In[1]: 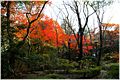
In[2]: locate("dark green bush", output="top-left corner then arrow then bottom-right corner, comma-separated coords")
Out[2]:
69,66 -> 101,74
101,63 -> 119,79
68,66 -> 101,78
1,53 -> 10,78
28,73 -> 65,79
26,54 -> 44,71
43,73 -> 66,79
25,45 -> 58,71
78,56 -> 97,69
106,63 -> 119,79
57,59 -> 78,70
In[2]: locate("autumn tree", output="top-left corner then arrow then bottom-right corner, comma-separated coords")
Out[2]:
1,1 -> 48,78
89,0 -> 113,66
101,23 -> 119,48
59,0 -> 95,62
17,15 -> 67,47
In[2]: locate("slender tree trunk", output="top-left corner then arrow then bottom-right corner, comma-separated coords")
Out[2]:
6,1 -> 14,72
28,39 -> 31,56
68,39 -> 71,61
79,31 -> 83,59
97,25 -> 103,66
77,30 -> 83,69
7,1 -> 12,47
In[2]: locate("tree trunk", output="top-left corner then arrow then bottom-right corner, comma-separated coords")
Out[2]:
7,1 -> 12,47
97,25 -> 103,66
6,1 -> 15,74
77,31 -> 83,69
79,31 -> 83,60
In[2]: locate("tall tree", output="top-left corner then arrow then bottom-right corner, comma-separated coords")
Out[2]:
1,1 -> 48,78
89,0 -> 113,66
61,0 -> 95,62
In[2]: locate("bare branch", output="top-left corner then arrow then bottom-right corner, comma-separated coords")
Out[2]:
26,13 -> 30,23
23,1 -> 48,42
63,1 -> 69,17
30,1 -> 48,24
74,1 -> 82,29
83,10 -> 96,31
65,3 -> 76,13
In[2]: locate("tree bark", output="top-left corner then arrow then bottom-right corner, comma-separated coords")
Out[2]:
6,1 -> 12,47
79,31 -> 83,59
97,25 -> 103,66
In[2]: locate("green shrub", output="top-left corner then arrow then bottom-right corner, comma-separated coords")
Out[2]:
101,63 -> 119,79
68,66 -> 101,78
26,45 -> 58,71
106,63 -> 119,79
44,73 -> 66,79
78,56 -> 97,69
69,66 -> 101,74
87,66 -> 102,77
102,63 -> 118,70
57,59 -> 78,70
27,54 -> 44,71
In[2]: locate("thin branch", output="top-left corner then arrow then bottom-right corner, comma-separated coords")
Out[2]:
83,10 -> 96,31
30,1 -> 48,24
26,13 -> 30,23
63,1 -> 69,17
74,1 -> 82,29
23,1 -> 48,42
83,2 -> 87,19
65,3 -> 76,13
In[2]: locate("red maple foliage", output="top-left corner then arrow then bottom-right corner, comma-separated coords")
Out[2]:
15,15 -> 92,53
